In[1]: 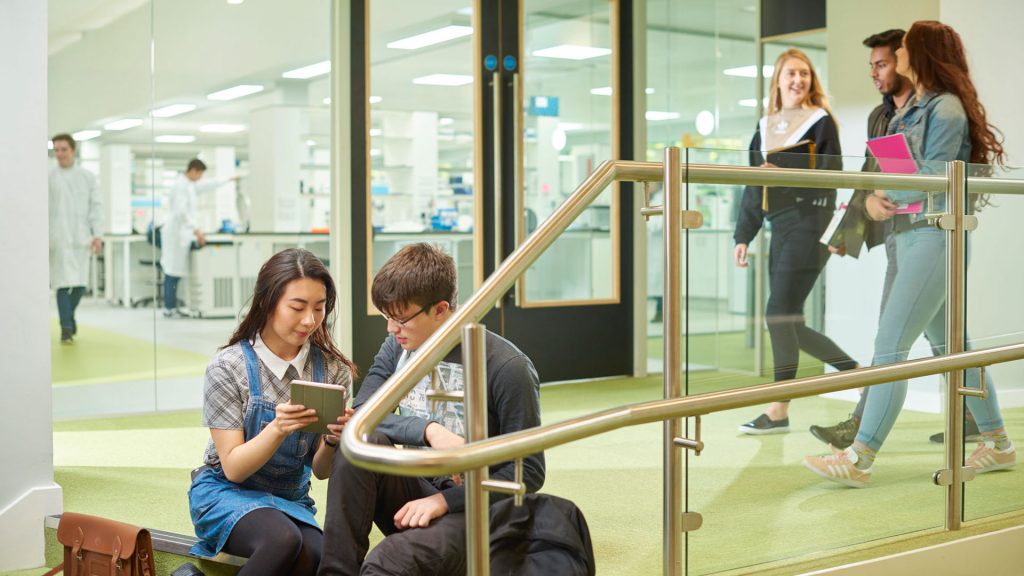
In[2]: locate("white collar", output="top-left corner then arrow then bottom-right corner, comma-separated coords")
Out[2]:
252,332 -> 310,381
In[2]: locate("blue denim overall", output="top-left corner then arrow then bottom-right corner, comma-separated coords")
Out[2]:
188,340 -> 325,557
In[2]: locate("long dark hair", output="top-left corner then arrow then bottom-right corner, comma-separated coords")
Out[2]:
905,21 -> 1005,165
226,248 -> 357,377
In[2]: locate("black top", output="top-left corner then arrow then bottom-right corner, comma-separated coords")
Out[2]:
848,94 -> 899,250
733,112 -> 842,246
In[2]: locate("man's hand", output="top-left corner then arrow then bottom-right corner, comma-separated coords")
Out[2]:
90,237 -> 102,255
828,244 -> 847,257
865,191 -> 898,221
424,422 -> 465,450
195,229 -> 207,247
393,493 -> 449,529
733,243 -> 749,268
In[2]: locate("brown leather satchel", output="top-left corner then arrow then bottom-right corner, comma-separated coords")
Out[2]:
44,512 -> 155,576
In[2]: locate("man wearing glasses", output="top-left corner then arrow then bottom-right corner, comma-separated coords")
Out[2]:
319,243 -> 545,575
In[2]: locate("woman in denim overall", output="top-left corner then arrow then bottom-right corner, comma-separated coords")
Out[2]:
188,248 -> 356,574
804,21 -> 1013,487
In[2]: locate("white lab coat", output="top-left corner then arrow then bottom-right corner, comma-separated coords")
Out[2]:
49,164 -> 102,288
160,175 -> 223,277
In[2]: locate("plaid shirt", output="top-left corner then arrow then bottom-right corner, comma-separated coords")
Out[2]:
200,341 -> 352,466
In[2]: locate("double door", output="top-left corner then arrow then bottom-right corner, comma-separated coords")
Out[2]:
351,0 -> 633,382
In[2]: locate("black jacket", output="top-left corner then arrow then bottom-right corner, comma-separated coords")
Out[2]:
733,111 -> 842,246
848,94 -> 899,251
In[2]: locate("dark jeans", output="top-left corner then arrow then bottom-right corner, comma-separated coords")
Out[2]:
163,273 -> 180,311
765,209 -> 857,390
56,286 -> 85,332
318,432 -> 464,576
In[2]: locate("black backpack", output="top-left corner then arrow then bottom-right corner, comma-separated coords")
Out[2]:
489,494 -> 596,576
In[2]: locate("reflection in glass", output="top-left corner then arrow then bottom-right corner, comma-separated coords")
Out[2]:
521,0 -> 615,305
369,1 -> 476,308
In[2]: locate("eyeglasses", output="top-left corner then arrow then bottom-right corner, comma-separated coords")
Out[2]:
382,302 -> 435,328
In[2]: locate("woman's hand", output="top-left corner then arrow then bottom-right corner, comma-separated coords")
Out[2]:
828,244 -> 848,257
323,407 -> 355,447
865,191 -> 899,221
272,402 -> 318,437
733,243 -> 749,268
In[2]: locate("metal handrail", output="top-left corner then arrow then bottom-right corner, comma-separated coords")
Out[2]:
342,158 -> 1024,474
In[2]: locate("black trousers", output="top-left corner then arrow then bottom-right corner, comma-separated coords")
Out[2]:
765,209 -> 857,387
318,432 -> 465,576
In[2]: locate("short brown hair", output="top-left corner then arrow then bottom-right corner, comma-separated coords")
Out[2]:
372,243 -> 457,318
863,29 -> 905,53
187,158 -> 207,172
52,133 -> 76,151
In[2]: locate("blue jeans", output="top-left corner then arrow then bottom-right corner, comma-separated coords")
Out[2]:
856,227 -> 1004,452
56,286 -> 85,332
163,274 -> 181,311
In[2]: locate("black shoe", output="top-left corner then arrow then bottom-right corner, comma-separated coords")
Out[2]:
930,418 -> 983,444
71,319 -> 77,335
60,328 -> 74,344
738,414 -> 790,435
809,416 -> 859,449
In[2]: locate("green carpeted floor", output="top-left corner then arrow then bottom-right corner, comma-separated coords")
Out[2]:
10,370 -> 1021,575
50,318 -> 209,386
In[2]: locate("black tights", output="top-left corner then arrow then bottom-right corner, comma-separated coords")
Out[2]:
223,507 -> 322,576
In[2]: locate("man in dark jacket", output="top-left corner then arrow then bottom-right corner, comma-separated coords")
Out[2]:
319,243 -> 545,576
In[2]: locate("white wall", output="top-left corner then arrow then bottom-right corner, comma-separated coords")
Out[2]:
0,0 -> 63,571
942,0 -> 1024,403
825,0 -> 1024,410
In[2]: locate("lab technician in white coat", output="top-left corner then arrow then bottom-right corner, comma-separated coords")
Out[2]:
49,133 -> 103,344
160,158 -> 236,317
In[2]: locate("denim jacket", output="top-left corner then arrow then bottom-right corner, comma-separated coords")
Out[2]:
886,90 -> 971,223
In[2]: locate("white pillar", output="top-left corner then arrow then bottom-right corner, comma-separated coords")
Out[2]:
0,0 -> 63,570
100,144 -> 132,234
249,107 -> 302,231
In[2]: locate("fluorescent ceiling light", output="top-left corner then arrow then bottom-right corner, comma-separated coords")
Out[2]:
558,122 -> 584,131
532,44 -> 611,61
695,110 -> 715,136
646,111 -> 680,121
323,97 -> 331,105
104,118 -> 143,131
369,128 -> 383,137
592,86 -> 654,96
739,98 -> 768,108
412,74 -> 473,86
369,95 -> 383,104
724,65 -> 774,78
72,129 -> 101,141
200,124 -> 246,134
283,60 -> 330,79
456,7 -> 472,16
227,0 -> 244,4
387,25 -> 472,50
207,84 -> 264,101
305,140 -> 317,146
439,117 -> 454,126
152,103 -> 196,118
155,135 -> 195,143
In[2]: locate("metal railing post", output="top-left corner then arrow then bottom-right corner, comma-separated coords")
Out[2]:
663,147 -> 684,575
945,160 -> 968,531
463,324 -> 490,575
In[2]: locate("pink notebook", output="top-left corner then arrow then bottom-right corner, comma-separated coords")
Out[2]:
866,133 -> 922,214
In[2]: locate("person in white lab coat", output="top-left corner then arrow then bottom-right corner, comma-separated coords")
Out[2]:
49,133 -> 103,344
160,158 -> 235,317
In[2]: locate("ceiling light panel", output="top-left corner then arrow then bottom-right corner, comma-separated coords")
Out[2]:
724,65 -> 775,78
72,130 -> 101,141
646,111 -> 680,121
104,118 -> 143,131
283,60 -> 331,79
412,74 -> 473,86
152,104 -> 197,118
155,135 -> 195,143
387,25 -> 473,50
532,44 -> 611,60
207,84 -> 264,101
